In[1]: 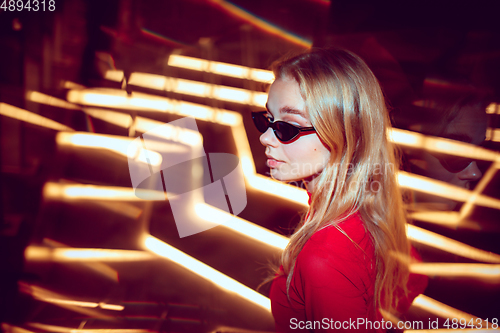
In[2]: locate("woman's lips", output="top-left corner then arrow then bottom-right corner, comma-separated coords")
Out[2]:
266,157 -> 283,168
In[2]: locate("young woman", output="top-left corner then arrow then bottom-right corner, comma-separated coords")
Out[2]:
252,48 -> 426,332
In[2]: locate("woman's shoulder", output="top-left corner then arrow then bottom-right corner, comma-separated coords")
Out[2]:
302,213 -> 373,256
295,212 -> 376,290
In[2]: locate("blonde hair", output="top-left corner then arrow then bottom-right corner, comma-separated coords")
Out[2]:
273,48 -> 410,315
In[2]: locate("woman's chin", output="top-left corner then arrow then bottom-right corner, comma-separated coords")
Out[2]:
269,170 -> 302,184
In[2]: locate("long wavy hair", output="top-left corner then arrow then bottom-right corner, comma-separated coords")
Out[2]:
273,48 -> 410,315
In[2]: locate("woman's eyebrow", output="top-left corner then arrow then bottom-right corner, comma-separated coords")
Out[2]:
280,106 -> 306,117
265,103 -> 306,117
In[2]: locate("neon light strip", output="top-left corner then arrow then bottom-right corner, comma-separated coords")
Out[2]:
168,54 -> 274,83
390,128 -> 500,162
39,239 -> 118,282
43,182 -> 167,202
143,235 -> 271,311
195,203 -> 289,249
19,283 -> 115,318
0,103 -> 74,131
27,91 -> 81,110
56,132 -> 163,166
1,323 -> 36,333
460,161 -> 500,219
398,171 -> 500,210
411,295 -> 477,321
410,263 -> 500,280
407,225 -> 500,264
407,211 -> 481,231
126,73 -> 267,107
247,173 -> 308,205
25,246 -> 155,262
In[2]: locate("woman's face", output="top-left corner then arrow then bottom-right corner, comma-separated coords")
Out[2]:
409,104 -> 487,210
260,77 -> 331,192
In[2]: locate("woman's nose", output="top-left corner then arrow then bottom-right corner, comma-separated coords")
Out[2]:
259,127 -> 279,147
457,161 -> 482,182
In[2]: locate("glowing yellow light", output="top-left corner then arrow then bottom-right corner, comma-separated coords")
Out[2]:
459,161 -> 500,220
26,91 -> 81,110
67,88 -> 242,127
398,172 -> 500,210
210,62 -> 249,77
25,246 -> 154,262
408,211 -> 481,231
104,69 -> 125,83
20,283 -> 124,317
0,103 -> 74,131
195,203 -> 289,249
407,225 -> 500,263
252,92 -> 268,107
133,116 -> 203,147
215,109 -> 241,126
63,81 -> 86,90
176,100 -> 213,120
67,89 -> 173,112
99,302 -> 125,311
127,73 -> 267,107
63,185 -> 161,201
1,323 -> 36,333
250,69 -> 275,83
486,103 -> 498,114
214,86 -> 251,104
247,174 -> 310,207
128,72 -> 167,90
486,127 -> 500,142
43,298 -> 101,308
390,128 -> 500,162
169,54 -> 207,71
389,128 -> 421,146
410,263 -> 500,281
84,108 -> 133,128
143,235 -> 271,311
74,91 -> 127,107
43,183 -> 167,202
56,132 -> 163,166
168,54 -> 274,83
40,239 -> 118,282
174,78 -> 210,97
230,123 -> 256,176
411,295 -> 477,321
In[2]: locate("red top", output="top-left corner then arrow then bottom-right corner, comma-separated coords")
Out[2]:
270,213 -> 427,332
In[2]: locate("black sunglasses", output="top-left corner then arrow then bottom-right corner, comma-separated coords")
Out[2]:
251,112 -> 316,143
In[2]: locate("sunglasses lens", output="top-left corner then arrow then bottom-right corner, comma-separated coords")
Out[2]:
275,122 -> 297,142
252,113 -> 269,133
251,112 -> 303,143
